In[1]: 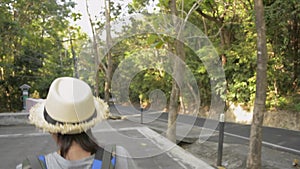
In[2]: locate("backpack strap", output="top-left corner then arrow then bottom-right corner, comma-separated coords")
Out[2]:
102,144 -> 116,169
22,155 -> 46,169
38,155 -> 47,169
92,147 -> 104,169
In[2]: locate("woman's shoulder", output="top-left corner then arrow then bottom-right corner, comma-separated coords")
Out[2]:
45,152 -> 94,168
115,145 -> 138,169
116,145 -> 129,155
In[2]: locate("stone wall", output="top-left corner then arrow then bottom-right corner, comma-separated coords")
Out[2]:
25,98 -> 44,112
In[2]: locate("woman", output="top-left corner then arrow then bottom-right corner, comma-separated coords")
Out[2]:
17,77 -> 134,169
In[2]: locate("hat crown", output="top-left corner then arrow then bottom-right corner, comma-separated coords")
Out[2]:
45,77 -> 95,123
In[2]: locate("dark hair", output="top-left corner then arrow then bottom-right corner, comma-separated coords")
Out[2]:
43,107 -> 100,158
56,130 -> 99,158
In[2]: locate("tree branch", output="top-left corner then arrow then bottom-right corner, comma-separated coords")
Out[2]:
196,8 -> 223,25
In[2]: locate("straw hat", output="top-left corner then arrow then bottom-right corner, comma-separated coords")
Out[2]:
29,77 -> 109,134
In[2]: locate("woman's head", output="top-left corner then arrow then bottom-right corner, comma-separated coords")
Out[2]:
29,77 -> 110,134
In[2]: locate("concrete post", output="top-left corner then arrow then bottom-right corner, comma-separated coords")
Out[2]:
20,84 -> 31,110
217,113 -> 225,167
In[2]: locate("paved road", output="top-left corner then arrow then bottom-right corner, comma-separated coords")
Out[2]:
1,104 -> 300,168
111,104 -> 300,155
0,126 -> 55,169
0,120 -> 213,169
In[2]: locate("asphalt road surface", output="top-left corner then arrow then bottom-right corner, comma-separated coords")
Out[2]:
111,104 -> 300,155
1,105 -> 299,169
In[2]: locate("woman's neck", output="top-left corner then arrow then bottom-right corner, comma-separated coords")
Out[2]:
62,142 -> 92,161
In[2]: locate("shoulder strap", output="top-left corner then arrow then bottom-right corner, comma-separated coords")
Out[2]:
92,147 -> 104,169
102,144 -> 116,169
38,155 -> 47,169
23,155 -> 46,169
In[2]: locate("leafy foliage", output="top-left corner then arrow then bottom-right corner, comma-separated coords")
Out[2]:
0,0 -> 77,111
0,0 -> 299,112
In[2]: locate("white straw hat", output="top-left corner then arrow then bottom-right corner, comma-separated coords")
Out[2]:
29,77 -> 109,134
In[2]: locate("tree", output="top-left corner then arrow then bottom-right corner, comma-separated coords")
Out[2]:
166,0 -> 186,143
265,0 -> 300,100
104,0 -> 113,102
246,0 -> 268,168
85,0 -> 101,97
0,0 -> 75,112
85,0 -> 120,100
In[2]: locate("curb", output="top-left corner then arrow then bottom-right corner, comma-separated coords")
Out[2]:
0,98 -> 41,126
0,112 -> 29,126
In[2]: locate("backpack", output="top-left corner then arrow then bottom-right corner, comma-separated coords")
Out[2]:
22,145 -> 116,169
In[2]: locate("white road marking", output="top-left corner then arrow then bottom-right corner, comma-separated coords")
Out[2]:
0,132 -> 49,138
224,131 -> 300,155
0,116 -> 299,155
198,125 -> 300,154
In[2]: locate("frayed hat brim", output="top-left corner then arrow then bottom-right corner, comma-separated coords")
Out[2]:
29,97 -> 109,134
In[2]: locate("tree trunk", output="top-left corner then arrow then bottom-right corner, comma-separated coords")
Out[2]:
166,0 -> 186,143
70,35 -> 79,78
246,0 -> 268,168
167,77 -> 179,142
86,0 -> 100,96
104,0 -> 112,102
